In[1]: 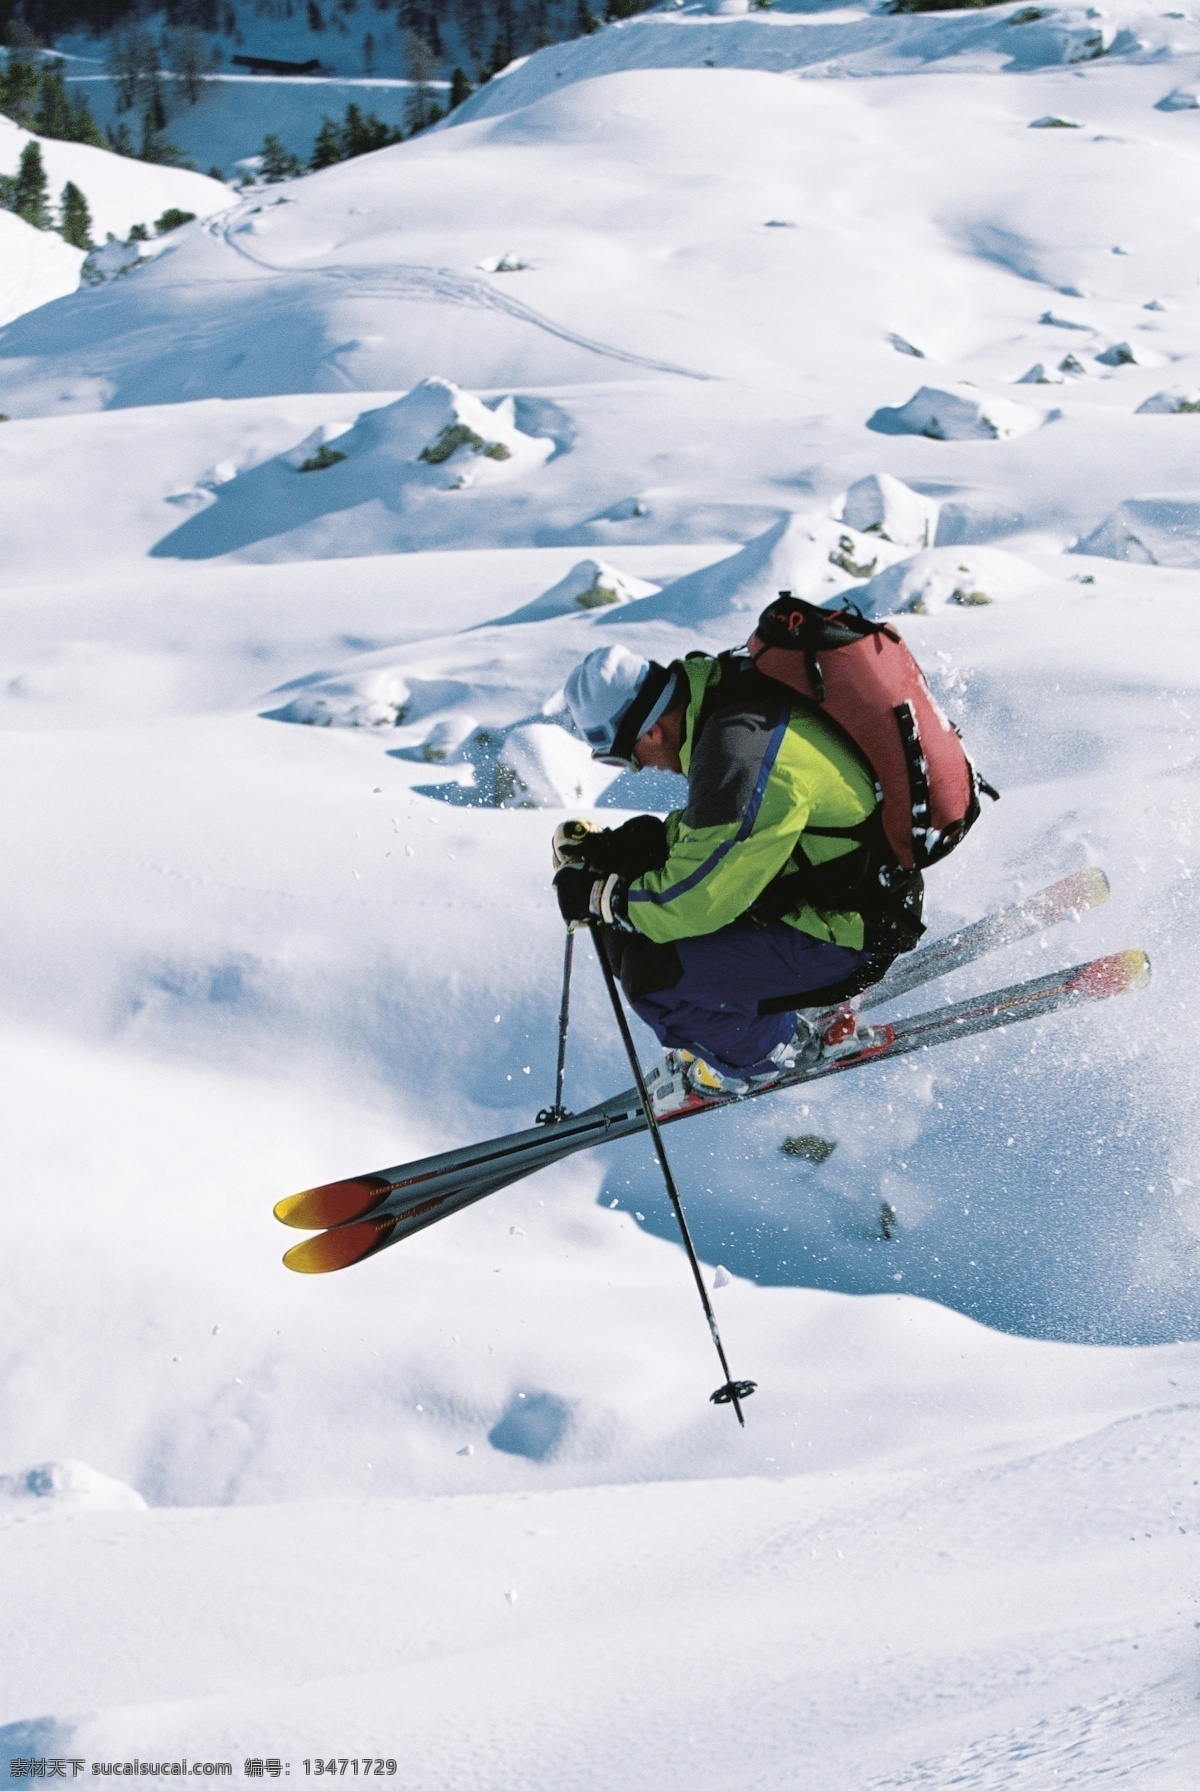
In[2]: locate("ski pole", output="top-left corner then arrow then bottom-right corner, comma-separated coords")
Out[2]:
590,923 -> 756,1426
537,925 -> 575,1126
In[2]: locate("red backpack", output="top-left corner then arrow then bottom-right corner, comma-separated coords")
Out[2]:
747,592 -> 996,870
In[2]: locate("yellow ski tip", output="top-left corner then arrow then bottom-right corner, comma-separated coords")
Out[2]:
1074,866 -> 1111,908
1072,948 -> 1150,999
274,1174 -> 393,1231
282,1215 -> 397,1274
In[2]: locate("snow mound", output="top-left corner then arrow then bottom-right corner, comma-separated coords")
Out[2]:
869,386 -> 1042,442
616,512 -> 912,630
1156,86 -> 1200,109
498,559 -> 661,624
497,723 -> 618,808
0,211 -> 84,328
298,379 -> 554,491
79,237 -> 161,288
1135,388 -> 1200,414
1074,498 -> 1200,566
852,546 -> 1044,617
1095,340 -> 1157,369
270,669 -> 469,731
0,1459 -> 145,1513
152,380 -> 556,561
840,473 -> 938,550
1016,362 -> 1065,385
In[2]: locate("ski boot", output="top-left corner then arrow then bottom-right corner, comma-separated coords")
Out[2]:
645,1049 -> 751,1115
817,1003 -> 893,1063
645,1041 -> 812,1115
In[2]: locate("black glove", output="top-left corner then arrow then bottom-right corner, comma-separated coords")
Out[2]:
584,814 -> 670,879
553,866 -> 631,928
551,818 -> 602,870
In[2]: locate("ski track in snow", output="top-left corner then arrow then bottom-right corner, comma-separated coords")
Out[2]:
213,203 -> 718,382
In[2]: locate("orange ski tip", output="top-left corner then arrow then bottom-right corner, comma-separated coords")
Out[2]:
274,1174 -> 394,1231
282,1215 -> 397,1275
1072,948 -> 1150,999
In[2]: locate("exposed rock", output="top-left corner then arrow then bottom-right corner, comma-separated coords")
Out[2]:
499,559 -> 660,625
1016,362 -> 1065,385
1136,389 -> 1200,414
853,546 -> 1043,617
1074,498 -> 1200,566
868,385 -> 1040,441
841,473 -> 938,548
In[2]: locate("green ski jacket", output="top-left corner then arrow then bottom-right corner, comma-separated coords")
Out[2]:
625,655 -> 878,950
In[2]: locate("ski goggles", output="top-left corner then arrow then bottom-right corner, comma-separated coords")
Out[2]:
584,664 -> 678,769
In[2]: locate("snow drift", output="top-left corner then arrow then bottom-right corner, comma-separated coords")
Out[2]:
151,378 -> 555,561
869,385 -> 1043,442
1074,498 -> 1200,566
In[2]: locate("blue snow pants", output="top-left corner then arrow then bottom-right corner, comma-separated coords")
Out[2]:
627,918 -> 871,1075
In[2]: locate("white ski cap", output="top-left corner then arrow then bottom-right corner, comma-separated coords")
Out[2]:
563,646 -> 678,761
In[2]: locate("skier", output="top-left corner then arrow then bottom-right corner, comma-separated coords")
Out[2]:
552,641 -> 927,1109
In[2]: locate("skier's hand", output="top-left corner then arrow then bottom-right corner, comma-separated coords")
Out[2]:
585,814 -> 669,878
552,815 -> 668,876
551,818 -> 601,869
553,866 -> 630,928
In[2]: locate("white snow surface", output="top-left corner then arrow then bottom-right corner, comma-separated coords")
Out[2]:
3,3 -> 1200,1782
0,211 -> 84,328
0,119 -> 234,318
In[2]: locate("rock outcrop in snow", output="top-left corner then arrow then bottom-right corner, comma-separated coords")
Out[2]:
1074,499 -> 1200,566
610,512 -> 912,630
852,546 -> 1044,616
153,379 -> 556,561
1016,362 -> 1065,386
840,474 -> 938,549
498,559 -> 661,625
298,380 -> 554,492
868,386 -> 1041,441
1136,389 -> 1200,414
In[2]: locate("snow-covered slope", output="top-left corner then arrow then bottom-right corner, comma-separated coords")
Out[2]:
2,1 -> 1200,1780
0,209 -> 83,327
0,114 -> 231,242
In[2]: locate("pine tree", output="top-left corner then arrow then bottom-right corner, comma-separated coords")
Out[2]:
577,0 -> 599,31
58,180 -> 93,249
260,132 -> 302,180
342,102 -> 401,157
139,103 -> 186,166
155,207 -> 196,234
69,93 -> 105,147
449,66 -> 471,109
163,26 -> 219,106
13,140 -> 51,229
310,114 -> 345,168
106,120 -> 135,156
0,30 -> 41,128
34,63 -> 74,139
